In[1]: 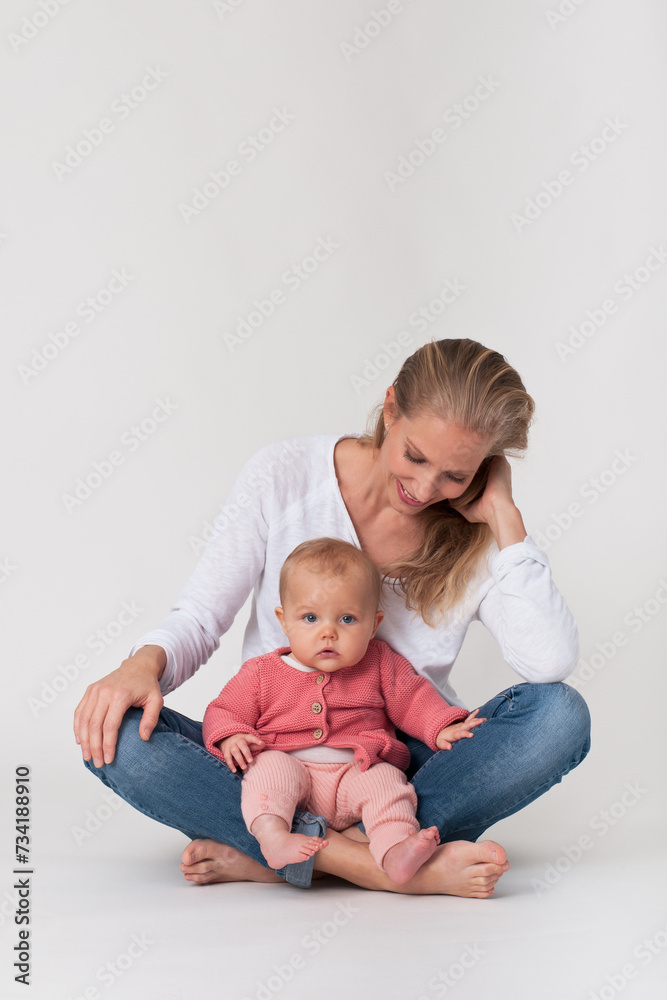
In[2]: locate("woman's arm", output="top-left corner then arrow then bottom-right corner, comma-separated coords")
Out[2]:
460,456 -> 579,681
473,538 -> 580,682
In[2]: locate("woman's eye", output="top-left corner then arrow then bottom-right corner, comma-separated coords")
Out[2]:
340,615 -> 356,625
303,614 -> 317,623
405,447 -> 467,484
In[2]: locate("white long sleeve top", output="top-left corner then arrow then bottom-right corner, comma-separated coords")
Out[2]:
128,433 -> 579,709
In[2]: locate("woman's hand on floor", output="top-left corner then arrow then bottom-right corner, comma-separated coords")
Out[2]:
73,646 -> 166,767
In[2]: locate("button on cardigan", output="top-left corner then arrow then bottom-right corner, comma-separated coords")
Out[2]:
202,639 -> 470,772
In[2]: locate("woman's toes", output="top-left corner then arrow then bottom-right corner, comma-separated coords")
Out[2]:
480,839 -> 507,865
181,858 -> 212,881
181,838 -> 208,866
186,872 -> 210,884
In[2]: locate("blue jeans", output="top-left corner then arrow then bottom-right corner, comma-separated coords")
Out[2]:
82,681 -> 591,887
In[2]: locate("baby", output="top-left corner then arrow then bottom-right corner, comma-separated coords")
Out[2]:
202,537 -> 485,885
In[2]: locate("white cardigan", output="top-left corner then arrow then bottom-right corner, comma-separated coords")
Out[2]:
128,433 -> 579,709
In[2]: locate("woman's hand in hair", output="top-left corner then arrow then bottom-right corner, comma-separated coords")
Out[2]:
457,455 -> 528,549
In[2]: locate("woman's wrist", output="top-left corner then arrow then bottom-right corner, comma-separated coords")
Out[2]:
130,644 -> 167,681
485,503 -> 527,550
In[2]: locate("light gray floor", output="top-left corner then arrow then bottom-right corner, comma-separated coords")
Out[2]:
7,815 -> 665,1000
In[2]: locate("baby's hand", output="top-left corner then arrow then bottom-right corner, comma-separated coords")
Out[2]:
436,709 -> 486,751
217,733 -> 265,772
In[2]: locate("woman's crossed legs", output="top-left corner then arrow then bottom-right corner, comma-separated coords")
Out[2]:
81,681 -> 590,896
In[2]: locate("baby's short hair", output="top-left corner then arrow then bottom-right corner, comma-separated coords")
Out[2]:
279,537 -> 382,609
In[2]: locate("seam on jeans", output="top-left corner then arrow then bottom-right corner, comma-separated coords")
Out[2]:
90,766 -> 207,835
462,773 -> 563,831
455,741 -> 591,831
85,754 -> 220,840
493,688 -> 515,715
172,732 -> 243,780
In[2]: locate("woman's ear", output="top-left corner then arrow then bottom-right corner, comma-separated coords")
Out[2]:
383,386 -> 397,424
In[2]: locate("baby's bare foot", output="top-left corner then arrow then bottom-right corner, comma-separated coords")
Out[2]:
258,831 -> 329,870
383,827 -> 440,884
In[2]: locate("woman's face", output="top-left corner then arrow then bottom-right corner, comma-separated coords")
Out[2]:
382,391 -> 492,514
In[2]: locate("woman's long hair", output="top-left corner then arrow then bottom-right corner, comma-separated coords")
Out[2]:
360,339 -> 535,625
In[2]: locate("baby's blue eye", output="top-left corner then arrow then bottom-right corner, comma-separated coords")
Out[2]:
340,615 -> 356,625
303,614 -> 317,623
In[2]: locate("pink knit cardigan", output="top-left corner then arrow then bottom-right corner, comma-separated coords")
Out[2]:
203,639 -> 470,772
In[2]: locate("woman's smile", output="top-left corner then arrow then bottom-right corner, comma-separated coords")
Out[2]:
396,478 -> 430,507
381,406 -> 493,515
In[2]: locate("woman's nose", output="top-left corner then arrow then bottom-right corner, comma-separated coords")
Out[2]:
412,474 -> 436,503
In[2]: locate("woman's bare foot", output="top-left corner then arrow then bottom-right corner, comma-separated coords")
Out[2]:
180,834 -> 510,896
382,827 -> 440,885
313,831 -> 510,897
406,838 -> 509,897
180,839 -> 283,885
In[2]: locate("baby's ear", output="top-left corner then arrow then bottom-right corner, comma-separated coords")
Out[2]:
371,609 -> 385,635
274,606 -> 287,634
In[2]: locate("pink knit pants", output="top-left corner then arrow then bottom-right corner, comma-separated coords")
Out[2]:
241,750 -> 419,871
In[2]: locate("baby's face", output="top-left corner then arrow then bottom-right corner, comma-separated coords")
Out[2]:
275,566 -> 383,671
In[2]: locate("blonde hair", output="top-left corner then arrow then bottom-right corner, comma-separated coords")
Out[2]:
360,339 -> 535,625
279,537 -> 382,609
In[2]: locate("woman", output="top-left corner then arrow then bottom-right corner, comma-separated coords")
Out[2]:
73,339 -> 591,897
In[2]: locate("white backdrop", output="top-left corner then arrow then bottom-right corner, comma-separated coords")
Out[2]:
2,1 -> 666,998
